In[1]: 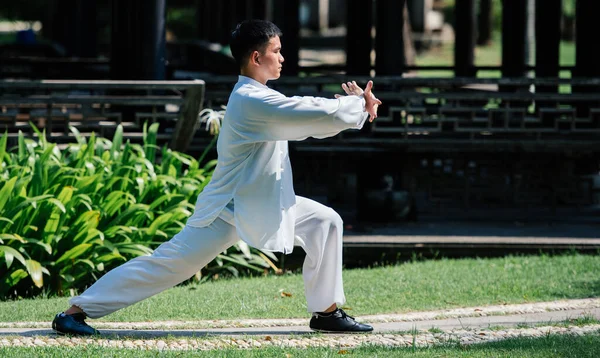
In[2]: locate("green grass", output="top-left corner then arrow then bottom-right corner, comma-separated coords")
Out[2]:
414,34 -> 576,78
0,254 -> 598,322
0,33 -> 16,44
483,315 -> 600,331
0,334 -> 599,357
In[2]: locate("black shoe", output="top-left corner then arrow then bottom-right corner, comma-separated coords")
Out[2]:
309,308 -> 373,333
52,312 -> 99,336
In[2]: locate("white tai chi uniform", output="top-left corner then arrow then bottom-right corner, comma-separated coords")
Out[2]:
70,76 -> 368,318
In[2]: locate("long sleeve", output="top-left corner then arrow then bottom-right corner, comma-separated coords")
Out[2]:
234,89 -> 368,142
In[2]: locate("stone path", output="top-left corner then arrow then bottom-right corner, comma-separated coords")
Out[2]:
1,299 -> 599,350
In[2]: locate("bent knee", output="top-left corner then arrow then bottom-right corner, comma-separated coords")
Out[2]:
318,207 -> 343,230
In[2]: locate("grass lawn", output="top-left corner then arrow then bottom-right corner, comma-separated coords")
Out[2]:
0,334 -> 598,357
414,35 -> 576,78
0,254 -> 598,322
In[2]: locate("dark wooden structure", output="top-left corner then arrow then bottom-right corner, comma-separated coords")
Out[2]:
0,80 -> 207,153
197,75 -> 600,220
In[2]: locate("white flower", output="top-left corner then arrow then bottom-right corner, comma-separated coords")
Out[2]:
198,106 -> 226,135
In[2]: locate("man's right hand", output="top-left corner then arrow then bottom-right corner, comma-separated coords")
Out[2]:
363,81 -> 382,122
335,80 -> 382,122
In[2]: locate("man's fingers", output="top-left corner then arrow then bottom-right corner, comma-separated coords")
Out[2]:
334,94 -> 343,98
364,80 -> 373,94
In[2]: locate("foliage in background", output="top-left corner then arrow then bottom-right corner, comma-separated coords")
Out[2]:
166,7 -> 198,41
0,123 -> 278,299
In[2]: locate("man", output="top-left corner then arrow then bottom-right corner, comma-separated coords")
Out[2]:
52,19 -> 382,335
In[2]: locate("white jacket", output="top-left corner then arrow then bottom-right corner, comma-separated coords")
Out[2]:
186,76 -> 368,252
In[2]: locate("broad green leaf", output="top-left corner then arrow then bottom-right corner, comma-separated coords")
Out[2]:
29,121 -> 47,147
73,210 -> 101,229
0,177 -> 17,212
0,217 -> 14,225
102,191 -> 135,216
217,254 -> 264,272
17,130 -> 26,162
3,194 -> 53,219
47,198 -> 66,213
69,126 -> 87,146
60,274 -> 75,283
0,245 -> 27,269
143,122 -> 159,162
135,177 -> 145,197
25,259 -> 45,288
0,269 -> 28,295
259,249 -> 279,261
0,130 -> 7,165
25,238 -> 52,255
0,233 -> 26,243
156,175 -> 178,186
237,241 -> 253,260
96,253 -> 125,263
55,243 -> 92,265
111,125 -> 123,159
74,259 -> 95,270
146,213 -> 174,238
115,243 -> 153,257
148,193 -> 183,211
24,225 -> 38,233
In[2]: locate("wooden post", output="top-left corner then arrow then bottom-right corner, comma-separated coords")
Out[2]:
111,0 -> 166,80
346,0 -> 373,75
49,0 -> 97,57
375,0 -> 406,76
477,0 -> 492,46
196,0 -> 210,41
501,0 -> 528,78
170,82 -> 205,153
535,0 -> 561,95
273,0 -> 300,75
575,0 -> 600,117
454,0 -> 476,76
250,0 -> 268,20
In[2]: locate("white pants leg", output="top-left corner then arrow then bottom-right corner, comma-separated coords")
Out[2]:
293,196 -> 346,313
70,218 -> 238,319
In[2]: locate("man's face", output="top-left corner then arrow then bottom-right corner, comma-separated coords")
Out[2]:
257,35 -> 284,80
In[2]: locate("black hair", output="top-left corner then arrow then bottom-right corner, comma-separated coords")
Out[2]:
230,20 -> 282,68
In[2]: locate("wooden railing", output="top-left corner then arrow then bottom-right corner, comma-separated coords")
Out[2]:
0,79 -> 206,152
200,76 -> 600,152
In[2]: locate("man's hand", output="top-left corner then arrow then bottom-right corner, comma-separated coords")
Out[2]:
362,81 -> 383,122
341,81 -> 364,96
335,80 -> 382,122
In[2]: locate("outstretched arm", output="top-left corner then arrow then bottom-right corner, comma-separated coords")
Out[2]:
237,89 -> 369,142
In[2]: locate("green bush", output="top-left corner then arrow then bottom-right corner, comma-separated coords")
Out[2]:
0,123 -> 278,299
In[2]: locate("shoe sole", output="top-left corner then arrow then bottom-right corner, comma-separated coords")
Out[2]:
53,328 -> 99,336
310,328 -> 374,334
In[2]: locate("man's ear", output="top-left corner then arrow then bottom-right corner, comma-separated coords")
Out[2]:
250,50 -> 260,66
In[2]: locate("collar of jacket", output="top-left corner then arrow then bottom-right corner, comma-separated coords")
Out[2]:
238,75 -> 269,89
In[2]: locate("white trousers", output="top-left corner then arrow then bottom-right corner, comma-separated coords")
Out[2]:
70,196 -> 346,318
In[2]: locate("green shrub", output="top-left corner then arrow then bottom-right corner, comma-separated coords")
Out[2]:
0,123 -> 278,299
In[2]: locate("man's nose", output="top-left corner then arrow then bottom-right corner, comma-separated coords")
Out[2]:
280,54 -> 285,63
